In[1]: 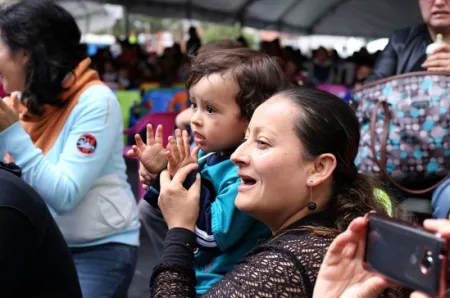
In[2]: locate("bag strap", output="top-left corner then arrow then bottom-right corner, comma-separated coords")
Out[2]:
369,100 -> 450,195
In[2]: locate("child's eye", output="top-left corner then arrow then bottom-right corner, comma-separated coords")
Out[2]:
191,103 -> 197,109
206,106 -> 216,114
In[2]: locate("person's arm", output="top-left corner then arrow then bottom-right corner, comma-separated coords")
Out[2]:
365,36 -> 398,83
150,228 -> 197,297
150,230 -> 306,297
0,86 -> 122,214
0,208 -> 38,297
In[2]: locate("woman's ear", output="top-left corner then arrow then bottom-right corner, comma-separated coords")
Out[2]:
16,49 -> 30,66
306,153 -> 336,187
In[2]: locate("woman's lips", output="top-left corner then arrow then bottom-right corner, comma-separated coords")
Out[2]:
432,11 -> 450,18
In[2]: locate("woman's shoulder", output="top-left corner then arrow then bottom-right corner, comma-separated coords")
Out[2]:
252,230 -> 334,277
228,231 -> 334,296
73,83 -> 121,117
78,83 -> 116,105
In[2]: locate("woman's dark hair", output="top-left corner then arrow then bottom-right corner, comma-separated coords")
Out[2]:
275,88 -> 409,298
186,47 -> 291,121
0,0 -> 87,115
276,87 -> 408,235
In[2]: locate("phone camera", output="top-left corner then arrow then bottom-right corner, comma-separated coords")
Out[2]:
420,250 -> 434,274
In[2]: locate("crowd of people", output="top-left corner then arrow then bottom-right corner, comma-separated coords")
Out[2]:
0,0 -> 449,297
90,29 -> 379,91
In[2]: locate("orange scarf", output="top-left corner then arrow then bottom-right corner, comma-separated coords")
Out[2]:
18,58 -> 104,155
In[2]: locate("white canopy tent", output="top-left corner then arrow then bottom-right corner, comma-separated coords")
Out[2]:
57,1 -> 122,34
57,0 -> 423,38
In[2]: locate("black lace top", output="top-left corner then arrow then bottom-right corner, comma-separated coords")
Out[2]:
149,211 -> 336,297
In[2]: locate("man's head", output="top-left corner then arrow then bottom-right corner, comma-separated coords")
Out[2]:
186,47 -> 289,153
419,0 -> 450,32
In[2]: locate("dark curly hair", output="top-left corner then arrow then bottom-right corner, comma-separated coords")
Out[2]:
0,0 -> 87,115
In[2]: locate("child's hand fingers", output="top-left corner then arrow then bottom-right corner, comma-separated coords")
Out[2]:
146,124 -> 155,145
132,145 -> 142,159
165,149 -> 178,173
182,130 -> 191,157
134,134 -> 145,150
168,136 -> 180,162
191,146 -> 201,161
154,124 -> 164,145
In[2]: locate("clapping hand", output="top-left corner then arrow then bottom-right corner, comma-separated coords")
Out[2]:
166,129 -> 200,178
127,124 -> 167,187
0,92 -> 20,132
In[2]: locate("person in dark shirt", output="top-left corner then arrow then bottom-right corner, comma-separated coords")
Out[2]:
367,0 -> 450,82
0,162 -> 81,298
186,26 -> 201,56
364,0 -> 450,220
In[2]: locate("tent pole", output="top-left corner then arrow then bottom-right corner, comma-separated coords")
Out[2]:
81,0 -> 90,35
123,5 -> 130,37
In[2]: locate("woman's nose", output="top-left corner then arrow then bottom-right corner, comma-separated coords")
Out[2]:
231,141 -> 250,166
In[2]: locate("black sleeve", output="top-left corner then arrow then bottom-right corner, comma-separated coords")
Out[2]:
149,232 -> 319,298
0,208 -> 37,297
150,228 -> 197,297
143,173 -> 162,209
365,35 -> 399,83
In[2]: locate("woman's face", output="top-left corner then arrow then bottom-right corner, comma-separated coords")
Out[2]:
0,37 -> 28,93
231,96 -> 314,231
419,0 -> 450,30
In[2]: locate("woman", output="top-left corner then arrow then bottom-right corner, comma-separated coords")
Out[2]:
0,1 -> 139,297
312,216 -> 448,298
149,87 -> 401,297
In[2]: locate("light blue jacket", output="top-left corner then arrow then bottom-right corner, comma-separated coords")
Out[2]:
0,85 -> 140,247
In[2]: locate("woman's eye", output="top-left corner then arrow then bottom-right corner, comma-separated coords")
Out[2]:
256,140 -> 269,148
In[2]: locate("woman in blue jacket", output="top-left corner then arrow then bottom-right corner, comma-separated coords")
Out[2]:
0,1 -> 139,297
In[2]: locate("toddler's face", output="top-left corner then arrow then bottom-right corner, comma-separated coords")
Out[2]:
189,73 -> 247,153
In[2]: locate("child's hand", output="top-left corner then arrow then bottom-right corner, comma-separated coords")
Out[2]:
166,129 -> 200,178
139,164 -> 156,190
127,124 -> 168,175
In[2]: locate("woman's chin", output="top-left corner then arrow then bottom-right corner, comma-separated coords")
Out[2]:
235,193 -> 255,213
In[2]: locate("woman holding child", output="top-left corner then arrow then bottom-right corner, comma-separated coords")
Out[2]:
146,85 -> 402,297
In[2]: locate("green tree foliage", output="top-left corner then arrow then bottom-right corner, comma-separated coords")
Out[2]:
108,16 -> 257,48
201,23 -> 256,48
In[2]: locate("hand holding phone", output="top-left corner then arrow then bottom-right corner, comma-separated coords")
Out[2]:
364,214 -> 448,297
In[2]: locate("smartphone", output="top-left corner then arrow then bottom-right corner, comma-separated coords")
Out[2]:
364,213 -> 448,297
